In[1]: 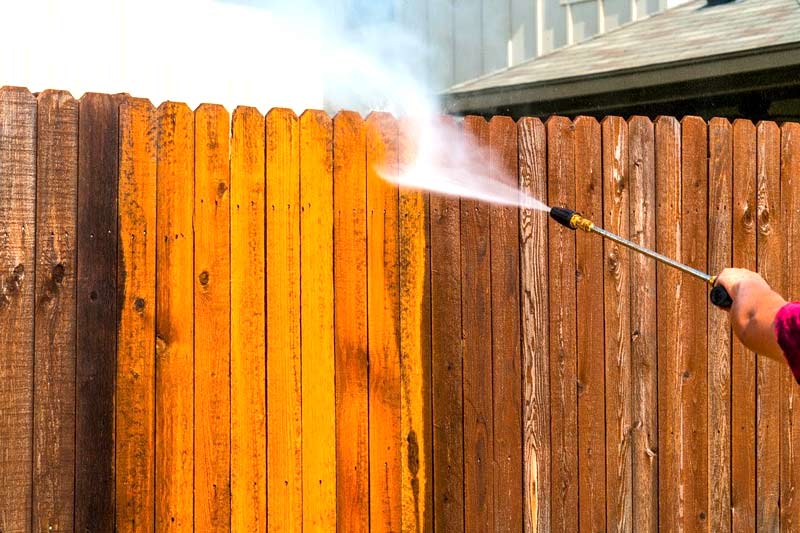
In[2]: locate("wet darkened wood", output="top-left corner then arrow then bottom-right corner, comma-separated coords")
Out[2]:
0,86 -> 37,533
32,89 -> 79,532
461,115 -> 494,533
429,117 -> 465,531
707,117 -> 732,532
546,116 -> 578,533
518,116 -> 550,533
574,116 -> 605,533
730,119 -> 757,532
627,116 -> 657,533
76,92 -> 124,532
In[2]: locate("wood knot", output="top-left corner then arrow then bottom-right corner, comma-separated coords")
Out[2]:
682,370 -> 690,380
1,264 -> 25,308
607,250 -> 620,273
217,182 -> 228,199
199,271 -> 210,286
134,297 -> 146,312
90,291 -> 98,301
742,203 -> 754,229
52,263 -> 65,284
757,205 -> 771,234
406,430 -> 420,477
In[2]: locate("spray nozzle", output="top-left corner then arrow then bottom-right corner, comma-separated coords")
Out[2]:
549,207 -> 594,232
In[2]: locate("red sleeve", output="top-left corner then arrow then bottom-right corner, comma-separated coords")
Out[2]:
775,302 -> 800,384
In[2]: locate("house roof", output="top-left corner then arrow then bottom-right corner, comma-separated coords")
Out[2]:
444,0 -> 800,114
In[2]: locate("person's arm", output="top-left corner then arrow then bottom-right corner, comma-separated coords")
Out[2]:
715,268 -> 787,363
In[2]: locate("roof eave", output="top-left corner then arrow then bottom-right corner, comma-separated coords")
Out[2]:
442,42 -> 800,115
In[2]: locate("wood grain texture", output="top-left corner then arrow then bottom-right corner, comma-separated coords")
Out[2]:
602,116 -> 632,533
116,97 -> 157,533
366,112 -> 402,533
678,116 -> 709,530
32,89 -> 79,532
574,116 -> 605,533
730,119 -> 757,532
429,119 -> 464,531
193,103 -> 231,532
230,106 -> 267,533
781,121 -> 800,530
518,116 -> 550,533
546,116 -> 578,533
627,116 -> 657,533
755,120 -> 782,531
300,110 -> 336,531
707,117 -> 732,532
76,92 -> 123,532
155,102 -> 194,532
0,86 -> 36,533
461,115 -> 494,533
488,116 -> 523,532
333,111 -> 369,533
398,117 -> 433,533
655,116 -> 683,530
266,108 -> 302,531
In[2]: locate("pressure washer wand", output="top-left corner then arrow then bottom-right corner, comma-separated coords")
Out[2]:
549,207 -> 733,308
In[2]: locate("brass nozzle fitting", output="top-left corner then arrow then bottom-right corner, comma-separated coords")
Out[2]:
569,213 -> 594,233
550,206 -> 594,232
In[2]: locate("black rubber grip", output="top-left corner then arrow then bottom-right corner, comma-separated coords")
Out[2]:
710,284 -> 733,309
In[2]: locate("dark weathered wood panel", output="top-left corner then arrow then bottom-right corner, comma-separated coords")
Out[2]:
546,116 -> 578,533
0,86 -> 37,533
488,116 -> 523,532
730,119 -> 757,532
429,118 -> 465,532
627,116 -> 657,533
518,116 -> 550,533
76,92 -> 124,532
602,116 -> 632,533
574,116 -> 606,533
461,115 -> 494,533
32,90 -> 79,532
707,117 -> 732,532
755,121 -> 782,531
781,121 -> 800,530
655,116 -> 682,530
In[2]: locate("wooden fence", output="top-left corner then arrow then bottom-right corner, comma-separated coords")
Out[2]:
1,85 -> 799,532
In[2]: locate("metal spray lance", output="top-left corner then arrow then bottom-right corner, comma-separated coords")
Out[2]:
548,206 -> 734,309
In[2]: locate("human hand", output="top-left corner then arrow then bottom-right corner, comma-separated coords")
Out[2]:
714,267 -> 771,302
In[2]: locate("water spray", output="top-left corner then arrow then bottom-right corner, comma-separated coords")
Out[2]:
549,207 -> 733,309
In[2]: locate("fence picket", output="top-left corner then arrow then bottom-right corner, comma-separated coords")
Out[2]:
519,116 -> 550,533
574,116 -> 606,533
430,117 -> 465,531
194,103 -> 231,532
32,89 -> 79,532
333,111 -> 369,533
707,117 -> 732,532
546,116 -> 578,533
730,119 -> 757,531
230,106 -> 267,533
116,97 -> 157,532
76,92 -> 123,532
755,121 -> 782,530
462,115 -> 494,533
300,109 -> 336,531
266,108 -> 302,531
398,116 -> 433,533
155,102 -> 195,531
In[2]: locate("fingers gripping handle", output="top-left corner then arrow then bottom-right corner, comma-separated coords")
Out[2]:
710,284 -> 733,309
